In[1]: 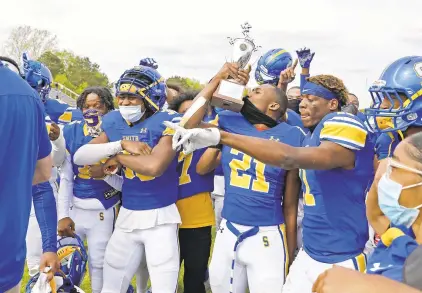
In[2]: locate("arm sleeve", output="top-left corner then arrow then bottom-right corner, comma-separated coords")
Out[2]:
37,100 -> 52,160
103,174 -> 123,191
51,126 -> 66,167
300,73 -> 310,94
320,115 -> 367,150
57,154 -> 73,219
33,185 -> 58,253
73,141 -> 123,166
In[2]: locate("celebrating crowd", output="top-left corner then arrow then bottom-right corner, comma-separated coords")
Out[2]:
0,45 -> 421,293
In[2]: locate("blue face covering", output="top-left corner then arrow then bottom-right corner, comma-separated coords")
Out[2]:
378,159 -> 422,228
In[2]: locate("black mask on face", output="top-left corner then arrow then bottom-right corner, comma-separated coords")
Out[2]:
240,96 -> 278,128
287,99 -> 301,114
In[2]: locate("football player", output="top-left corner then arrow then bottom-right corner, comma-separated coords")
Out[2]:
21,55 -> 67,277
365,56 -> 422,246
73,65 -> 181,293
171,63 -> 303,292
168,70 -> 373,293
365,56 -> 422,170
168,91 -> 216,293
256,48 -> 312,252
56,86 -> 121,293
365,133 -> 422,283
22,53 -> 83,125
0,57 -> 58,293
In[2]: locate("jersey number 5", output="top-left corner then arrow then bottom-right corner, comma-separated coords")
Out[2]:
229,149 -> 269,193
299,169 -> 316,206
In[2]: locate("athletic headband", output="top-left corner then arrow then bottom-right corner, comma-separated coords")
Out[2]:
301,81 -> 338,100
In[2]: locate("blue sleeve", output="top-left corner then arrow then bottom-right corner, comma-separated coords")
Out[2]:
101,111 -> 116,139
33,185 -> 58,253
36,99 -> 52,160
375,133 -> 394,160
300,73 -> 310,93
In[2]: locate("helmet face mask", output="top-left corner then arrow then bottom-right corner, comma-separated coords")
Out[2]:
116,65 -> 166,114
365,56 -> 422,133
22,53 -> 53,101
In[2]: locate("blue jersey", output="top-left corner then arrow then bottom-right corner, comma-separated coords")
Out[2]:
301,112 -> 373,263
216,111 -> 304,226
285,109 -> 307,199
214,163 -> 224,176
0,65 -> 52,292
375,131 -> 403,161
367,226 -> 418,282
178,149 -> 214,200
102,109 -> 180,210
64,121 -> 121,209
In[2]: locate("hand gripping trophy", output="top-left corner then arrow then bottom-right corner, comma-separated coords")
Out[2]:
211,22 -> 260,112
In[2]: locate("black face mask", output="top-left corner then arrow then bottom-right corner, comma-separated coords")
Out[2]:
240,96 -> 278,128
287,99 -> 301,115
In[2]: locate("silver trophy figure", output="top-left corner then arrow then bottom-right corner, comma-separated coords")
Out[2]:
228,22 -> 261,69
211,22 -> 260,112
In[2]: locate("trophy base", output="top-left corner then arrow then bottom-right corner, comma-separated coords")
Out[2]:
211,79 -> 245,112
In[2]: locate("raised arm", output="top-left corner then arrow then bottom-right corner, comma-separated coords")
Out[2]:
183,63 -> 250,129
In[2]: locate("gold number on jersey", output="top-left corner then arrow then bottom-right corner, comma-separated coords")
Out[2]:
99,212 -> 104,221
77,159 -> 108,180
229,149 -> 270,193
300,169 -> 316,206
123,167 -> 155,181
178,152 -> 192,185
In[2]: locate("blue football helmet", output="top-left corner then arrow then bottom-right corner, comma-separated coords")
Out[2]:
364,56 -> 422,132
115,65 -> 166,114
22,52 -> 53,101
25,271 -> 85,293
57,235 -> 88,287
255,49 -> 292,85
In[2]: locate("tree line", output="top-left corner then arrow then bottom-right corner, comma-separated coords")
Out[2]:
1,26 -> 203,96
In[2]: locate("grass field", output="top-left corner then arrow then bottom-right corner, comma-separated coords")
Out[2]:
21,228 -> 216,293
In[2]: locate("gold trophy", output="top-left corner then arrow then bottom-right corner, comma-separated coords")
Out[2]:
212,22 -> 260,112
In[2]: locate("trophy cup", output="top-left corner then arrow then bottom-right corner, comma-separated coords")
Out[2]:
211,22 -> 260,112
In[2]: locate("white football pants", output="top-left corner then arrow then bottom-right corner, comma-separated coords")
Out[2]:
70,205 -> 117,293
101,223 -> 179,293
283,248 -> 367,293
209,219 -> 288,293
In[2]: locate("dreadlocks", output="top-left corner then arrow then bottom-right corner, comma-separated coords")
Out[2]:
76,86 -> 115,111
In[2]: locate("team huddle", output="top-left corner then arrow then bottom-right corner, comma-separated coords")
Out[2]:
4,47 -> 422,293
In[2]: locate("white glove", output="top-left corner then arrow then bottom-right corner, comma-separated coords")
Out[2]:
163,121 -> 221,155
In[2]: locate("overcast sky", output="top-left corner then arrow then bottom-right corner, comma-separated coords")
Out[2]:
1,0 -> 421,107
